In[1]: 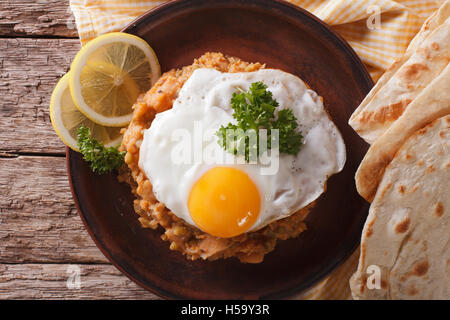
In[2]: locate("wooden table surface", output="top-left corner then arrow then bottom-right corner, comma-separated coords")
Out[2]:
0,0 -> 158,299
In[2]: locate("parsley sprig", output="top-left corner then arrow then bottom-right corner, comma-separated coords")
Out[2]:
77,125 -> 125,174
216,81 -> 303,161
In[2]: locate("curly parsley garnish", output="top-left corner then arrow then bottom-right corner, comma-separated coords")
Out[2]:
216,81 -> 303,161
77,125 -> 125,174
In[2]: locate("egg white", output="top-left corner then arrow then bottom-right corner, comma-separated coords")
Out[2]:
139,68 -> 346,233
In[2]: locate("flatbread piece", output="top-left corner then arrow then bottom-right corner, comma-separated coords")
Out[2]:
350,115 -> 450,300
349,1 -> 450,144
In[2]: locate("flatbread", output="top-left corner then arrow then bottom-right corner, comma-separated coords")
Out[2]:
355,63 -> 450,202
350,115 -> 450,300
349,1 -> 450,144
407,0 -> 450,51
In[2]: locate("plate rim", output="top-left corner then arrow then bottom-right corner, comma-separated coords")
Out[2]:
67,0 -> 373,300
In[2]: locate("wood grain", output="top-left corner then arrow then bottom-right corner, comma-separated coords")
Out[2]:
0,38 -> 80,154
0,0 -> 77,37
0,156 -> 108,263
0,264 -> 158,299
0,0 -> 162,299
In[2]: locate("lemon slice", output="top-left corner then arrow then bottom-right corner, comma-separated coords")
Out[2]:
50,73 -> 123,151
69,32 -> 161,127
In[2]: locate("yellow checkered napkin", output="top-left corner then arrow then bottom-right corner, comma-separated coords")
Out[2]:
68,0 -> 443,299
70,0 -> 444,81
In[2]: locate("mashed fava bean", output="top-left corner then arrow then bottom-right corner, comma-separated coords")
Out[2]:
119,52 -> 313,263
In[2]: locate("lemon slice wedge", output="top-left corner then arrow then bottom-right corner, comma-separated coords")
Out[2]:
50,73 -> 123,151
69,32 -> 161,127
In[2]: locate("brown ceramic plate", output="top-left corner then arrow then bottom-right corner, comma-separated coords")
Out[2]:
67,0 -> 372,299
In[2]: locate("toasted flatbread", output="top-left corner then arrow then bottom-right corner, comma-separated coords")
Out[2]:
350,115 -> 450,300
407,0 -> 450,50
349,1 -> 450,144
355,63 -> 450,202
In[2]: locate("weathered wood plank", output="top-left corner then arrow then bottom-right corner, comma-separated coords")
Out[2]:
0,156 -> 108,263
0,38 -> 80,154
0,1 -> 161,300
0,0 -> 78,37
0,264 -> 159,299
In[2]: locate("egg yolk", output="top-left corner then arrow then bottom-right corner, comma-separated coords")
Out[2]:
188,167 -> 261,238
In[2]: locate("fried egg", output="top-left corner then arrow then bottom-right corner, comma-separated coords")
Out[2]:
139,68 -> 346,238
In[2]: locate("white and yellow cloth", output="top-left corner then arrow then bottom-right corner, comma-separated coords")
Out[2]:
69,0 -> 444,299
